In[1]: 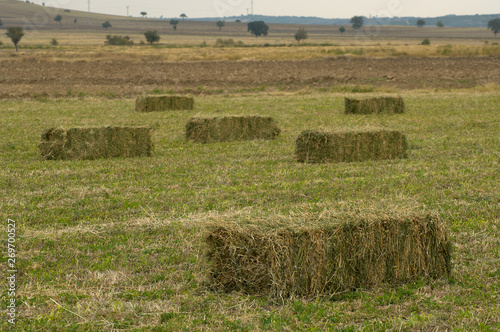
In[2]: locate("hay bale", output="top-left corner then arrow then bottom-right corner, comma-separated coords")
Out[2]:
186,115 -> 281,143
135,95 -> 194,112
205,212 -> 452,298
39,126 -> 154,160
295,129 -> 408,163
345,97 -> 405,114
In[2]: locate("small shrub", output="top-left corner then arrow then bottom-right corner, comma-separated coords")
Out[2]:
105,35 -> 134,46
420,39 -> 430,45
214,39 -> 244,47
50,38 -> 58,46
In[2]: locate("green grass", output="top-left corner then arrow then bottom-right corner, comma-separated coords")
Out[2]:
1,91 -> 499,330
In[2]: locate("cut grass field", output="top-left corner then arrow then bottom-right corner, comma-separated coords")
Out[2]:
1,91 -> 499,330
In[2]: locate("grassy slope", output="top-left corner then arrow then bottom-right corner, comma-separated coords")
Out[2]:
1,91 -> 499,330
0,0 -> 496,45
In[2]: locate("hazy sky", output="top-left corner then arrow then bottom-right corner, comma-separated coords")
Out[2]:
42,0 -> 500,19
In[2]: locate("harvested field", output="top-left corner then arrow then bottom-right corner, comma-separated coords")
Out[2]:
39,126 -> 153,160
345,97 -> 406,114
1,57 -> 500,97
205,211 -> 452,298
186,115 -> 281,143
295,129 -> 408,163
135,95 -> 194,112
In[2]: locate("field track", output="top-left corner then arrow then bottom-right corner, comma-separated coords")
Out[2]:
2,56 -> 500,97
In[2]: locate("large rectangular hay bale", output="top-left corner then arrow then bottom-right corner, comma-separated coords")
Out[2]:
295,129 -> 408,163
205,212 -> 452,298
135,95 -> 194,112
39,126 -> 154,160
186,115 -> 281,143
345,97 -> 405,114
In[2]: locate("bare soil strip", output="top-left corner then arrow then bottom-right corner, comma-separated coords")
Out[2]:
2,56 -> 499,97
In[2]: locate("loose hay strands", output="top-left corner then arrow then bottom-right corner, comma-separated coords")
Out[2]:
345,97 -> 406,114
204,210 -> 452,299
186,115 -> 281,143
295,129 -> 408,163
39,126 -> 154,160
135,95 -> 194,112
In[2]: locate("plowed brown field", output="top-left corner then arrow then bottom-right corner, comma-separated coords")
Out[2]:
2,56 -> 500,97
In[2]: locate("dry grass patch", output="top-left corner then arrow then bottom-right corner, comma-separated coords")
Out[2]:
345,97 -> 406,114
135,95 -> 194,112
295,129 -> 408,163
185,115 -> 281,143
205,211 -> 452,298
39,126 -> 153,160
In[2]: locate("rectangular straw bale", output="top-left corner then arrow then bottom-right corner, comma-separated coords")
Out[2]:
186,115 -> 281,143
295,129 -> 408,163
205,212 -> 452,298
345,97 -> 405,114
135,95 -> 194,112
39,126 -> 153,160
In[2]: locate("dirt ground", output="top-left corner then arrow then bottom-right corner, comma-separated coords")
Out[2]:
2,56 -> 500,97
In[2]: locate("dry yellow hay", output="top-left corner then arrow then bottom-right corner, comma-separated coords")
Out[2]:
186,115 -> 281,143
135,95 -> 194,112
39,126 -> 154,160
205,211 -> 452,298
345,97 -> 406,114
295,129 -> 408,163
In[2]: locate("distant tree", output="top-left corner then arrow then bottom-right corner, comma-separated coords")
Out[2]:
235,19 -> 241,23
140,12 -> 147,18
54,15 -> 62,26
42,2 -> 45,6
247,21 -> 269,37
488,18 -> 500,37
436,21 -> 444,28
417,19 -> 426,28
0,19 -> 3,27
144,30 -> 160,44
50,38 -> 58,46
339,26 -> 346,36
180,13 -> 187,20
294,27 -> 308,43
74,18 -> 77,24
420,38 -> 430,45
216,20 -> 225,31
350,16 -> 364,30
6,27 -> 25,52
170,19 -> 179,31
64,9 -> 70,13
102,21 -> 112,30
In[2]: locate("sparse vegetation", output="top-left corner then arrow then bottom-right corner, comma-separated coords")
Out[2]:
170,19 -> 179,31
105,35 -> 134,46
6,26 -> 24,52
488,18 -> 500,37
54,14 -> 62,26
294,27 -> 308,43
102,21 -> 112,30
214,38 -> 244,47
248,21 -> 269,37
350,16 -> 364,30
216,20 -> 225,31
50,38 -> 58,46
144,30 -> 160,44
0,18 -> 3,27
421,38 -> 431,45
